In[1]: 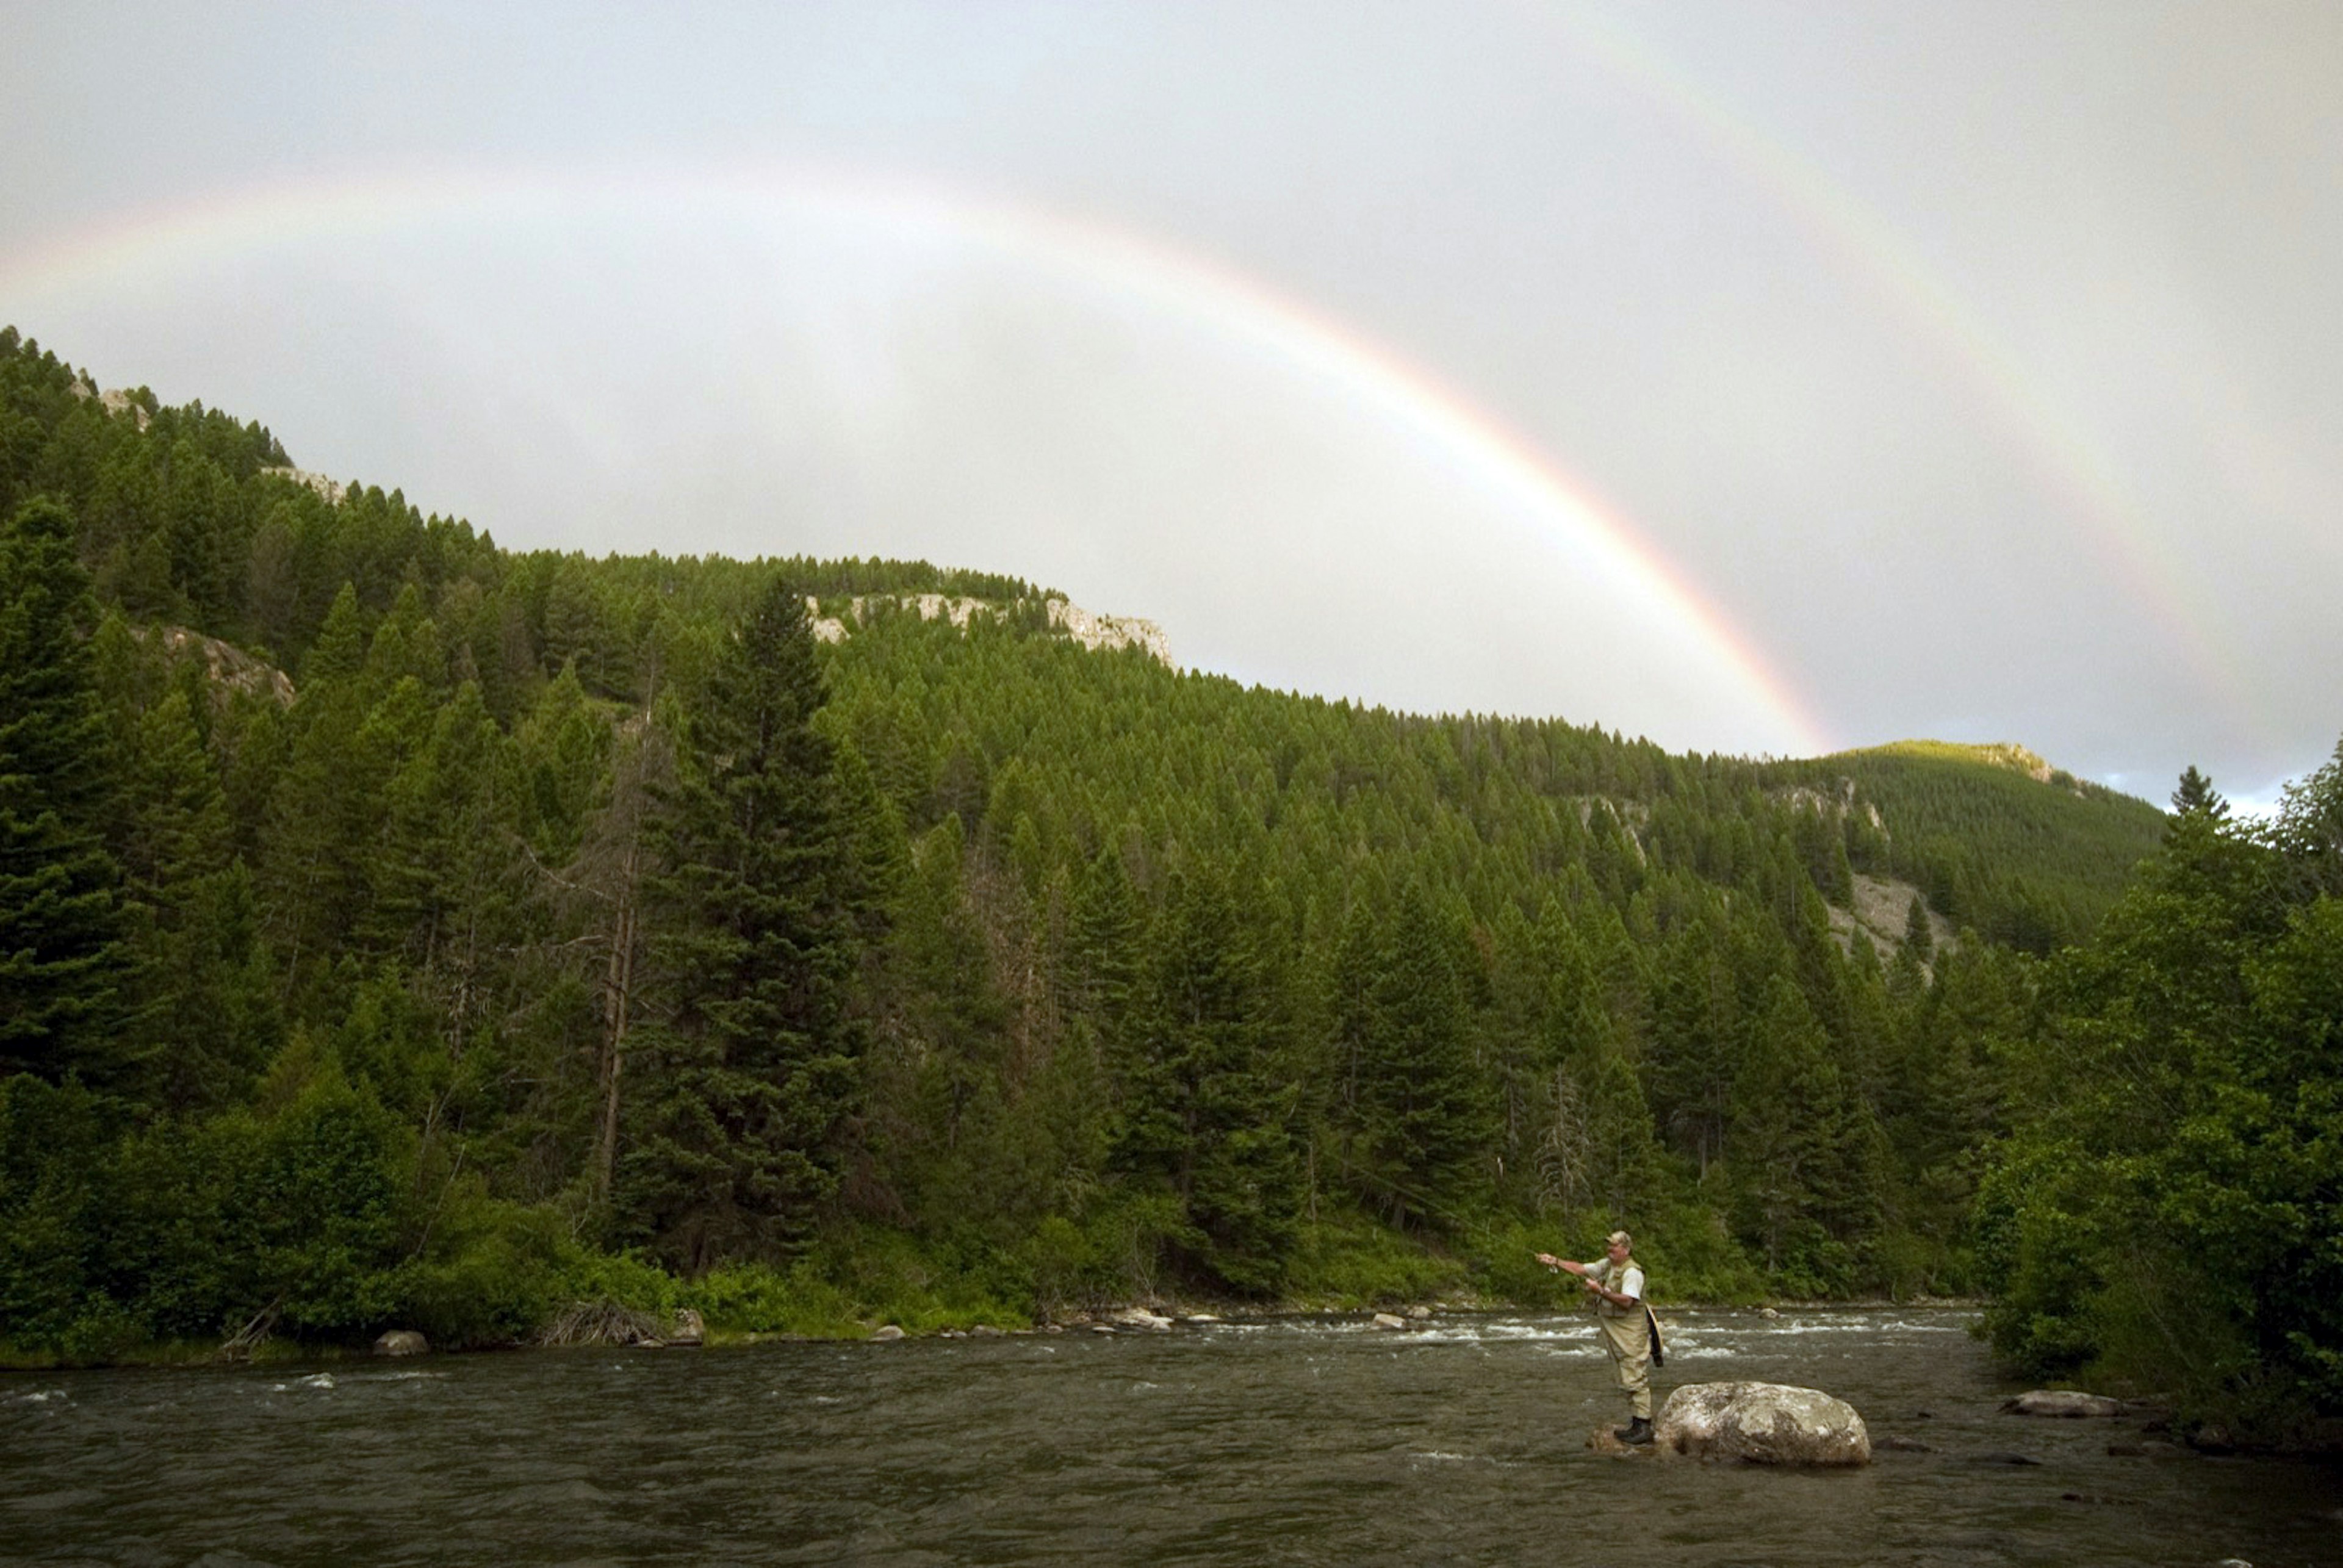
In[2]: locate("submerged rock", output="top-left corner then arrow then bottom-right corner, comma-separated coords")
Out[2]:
1655,1382 -> 1871,1467
2004,1390 -> 2126,1418
373,1330 -> 429,1357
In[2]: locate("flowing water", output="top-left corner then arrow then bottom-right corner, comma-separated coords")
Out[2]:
3,1307 -> 2336,1566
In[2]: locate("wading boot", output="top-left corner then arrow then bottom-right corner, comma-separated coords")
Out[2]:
1614,1417 -> 1654,1446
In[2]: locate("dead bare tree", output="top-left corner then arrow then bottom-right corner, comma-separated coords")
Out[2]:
1533,1064 -> 1591,1215
530,714 -> 672,1206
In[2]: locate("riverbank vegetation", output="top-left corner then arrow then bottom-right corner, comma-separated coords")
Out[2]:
1976,758 -> 2343,1442
2,329 -> 2333,1440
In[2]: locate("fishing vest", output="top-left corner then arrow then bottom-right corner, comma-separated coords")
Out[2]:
1591,1256 -> 1643,1320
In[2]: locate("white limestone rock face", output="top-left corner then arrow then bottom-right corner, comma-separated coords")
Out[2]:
1655,1381 -> 1872,1467
1045,598 -> 1175,667
796,592 -> 1175,668
258,466 -> 347,505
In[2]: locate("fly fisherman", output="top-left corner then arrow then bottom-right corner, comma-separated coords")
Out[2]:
1536,1230 -> 1658,1445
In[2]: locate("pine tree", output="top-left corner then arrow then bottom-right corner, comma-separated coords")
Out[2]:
0,498 -> 126,1081
1730,974 -> 1887,1291
1579,1040 -> 1660,1226
621,577 -> 873,1271
873,812 -> 1009,1215
370,681 -> 527,1057
1644,912 -> 1738,1177
302,583 -> 367,686
2170,764 -> 2228,821
1065,842 -> 1143,1060
114,686 -> 272,1108
1115,865 -> 1301,1293
1355,882 -> 1490,1228
1901,890 -> 1935,963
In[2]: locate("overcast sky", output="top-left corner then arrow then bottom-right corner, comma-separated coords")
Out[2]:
4,1 -> 2337,805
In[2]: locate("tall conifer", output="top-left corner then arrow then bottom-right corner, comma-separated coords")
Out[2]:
622,577 -> 872,1271
0,498 -> 126,1081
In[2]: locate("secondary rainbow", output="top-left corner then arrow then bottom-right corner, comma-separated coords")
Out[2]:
1516,2 -> 2278,751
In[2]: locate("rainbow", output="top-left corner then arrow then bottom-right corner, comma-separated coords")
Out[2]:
0,161 -> 1831,754
1516,4 -> 2280,752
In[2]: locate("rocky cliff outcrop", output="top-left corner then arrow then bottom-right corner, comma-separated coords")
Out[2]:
1042,597 -> 1173,665
1827,872 -> 1956,967
806,593 -> 1175,667
257,466 -> 350,506
67,378 -> 154,431
135,626 -> 297,708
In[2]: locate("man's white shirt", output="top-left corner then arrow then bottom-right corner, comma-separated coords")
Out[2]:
1586,1261 -> 1644,1301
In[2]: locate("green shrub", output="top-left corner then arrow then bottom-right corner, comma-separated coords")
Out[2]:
393,1187 -> 572,1347
688,1262 -> 864,1337
1024,1191 -> 1185,1313
1284,1210 -> 1468,1307
0,1075 -> 112,1351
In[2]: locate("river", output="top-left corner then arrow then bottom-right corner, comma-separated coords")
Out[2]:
3,1307 -> 2335,1566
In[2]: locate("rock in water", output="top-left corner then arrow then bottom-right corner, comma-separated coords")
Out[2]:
373,1329 -> 428,1357
1655,1382 -> 1871,1467
1371,1312 -> 1407,1330
869,1325 -> 905,1342
1110,1307 -> 1174,1331
2003,1389 -> 2125,1418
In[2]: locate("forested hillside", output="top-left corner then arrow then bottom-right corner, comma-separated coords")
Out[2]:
10,326 -> 2325,1436
1763,741 -> 2164,954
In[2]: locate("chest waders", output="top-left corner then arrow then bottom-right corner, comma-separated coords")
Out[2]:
1591,1257 -> 1655,1425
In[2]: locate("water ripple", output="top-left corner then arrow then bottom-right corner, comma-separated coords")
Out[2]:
1,1309 -> 2335,1566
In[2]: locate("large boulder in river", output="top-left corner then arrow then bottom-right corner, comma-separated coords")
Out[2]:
1655,1382 -> 1871,1466
373,1329 -> 428,1357
2003,1389 -> 2125,1418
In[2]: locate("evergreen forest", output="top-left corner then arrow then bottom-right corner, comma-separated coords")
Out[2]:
2,329 -> 2335,1440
